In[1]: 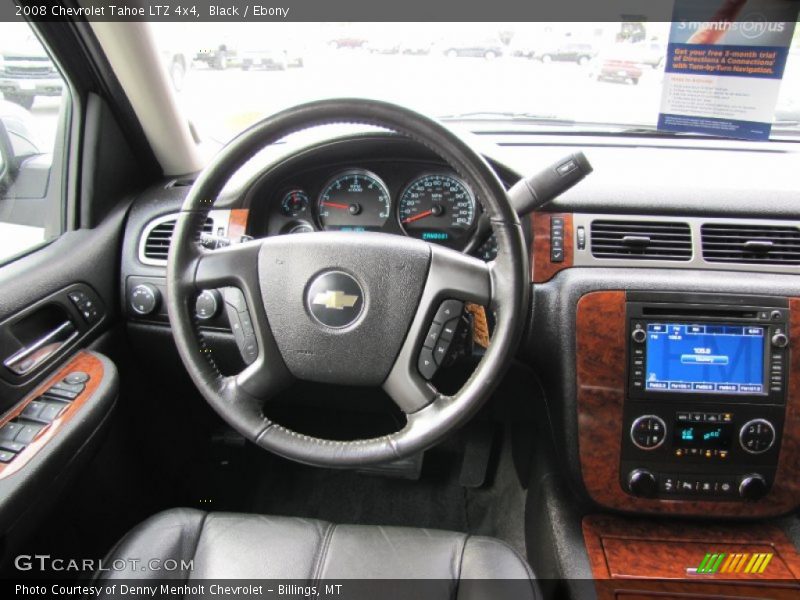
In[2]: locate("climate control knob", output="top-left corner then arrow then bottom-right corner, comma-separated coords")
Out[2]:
630,415 -> 666,450
739,473 -> 768,501
129,283 -> 160,316
627,469 -> 657,498
739,419 -> 775,454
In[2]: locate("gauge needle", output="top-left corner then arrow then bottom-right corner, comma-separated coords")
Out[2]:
322,201 -> 350,210
402,209 -> 434,224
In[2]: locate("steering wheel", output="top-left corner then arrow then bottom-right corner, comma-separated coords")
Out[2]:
167,99 -> 529,467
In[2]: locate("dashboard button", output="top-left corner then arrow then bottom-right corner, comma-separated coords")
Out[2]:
0,451 -> 16,463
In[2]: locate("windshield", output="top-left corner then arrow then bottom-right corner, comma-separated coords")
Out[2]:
150,22 -> 800,145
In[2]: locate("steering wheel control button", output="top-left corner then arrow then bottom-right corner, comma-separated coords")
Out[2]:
739,419 -> 776,454
0,451 -> 16,464
64,371 -> 89,385
423,323 -> 442,349
418,348 -> 437,380
307,271 -> 364,329
630,415 -> 666,450
434,300 -> 464,324
223,287 -> 248,313
129,283 -> 160,316
195,289 -> 221,320
433,339 -> 453,365
440,319 -> 458,342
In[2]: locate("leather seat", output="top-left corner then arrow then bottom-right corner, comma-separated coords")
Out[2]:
97,508 -> 540,599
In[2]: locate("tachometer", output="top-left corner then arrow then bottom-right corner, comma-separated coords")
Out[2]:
398,173 -> 476,246
317,170 -> 391,232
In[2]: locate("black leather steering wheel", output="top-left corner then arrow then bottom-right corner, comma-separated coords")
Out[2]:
167,99 -> 529,467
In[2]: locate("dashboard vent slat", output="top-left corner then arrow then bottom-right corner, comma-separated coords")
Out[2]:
142,217 -> 214,261
701,223 -> 800,265
590,220 -> 692,261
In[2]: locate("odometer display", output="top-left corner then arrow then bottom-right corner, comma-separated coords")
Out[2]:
317,170 -> 391,232
398,174 -> 476,247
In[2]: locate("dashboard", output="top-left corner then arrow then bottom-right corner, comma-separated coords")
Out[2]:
121,130 -> 800,521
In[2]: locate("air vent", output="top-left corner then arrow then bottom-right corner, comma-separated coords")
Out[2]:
590,220 -> 692,261
701,223 -> 800,265
142,216 -> 213,262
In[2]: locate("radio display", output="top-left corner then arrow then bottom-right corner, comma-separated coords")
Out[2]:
673,421 -> 732,450
644,323 -> 765,395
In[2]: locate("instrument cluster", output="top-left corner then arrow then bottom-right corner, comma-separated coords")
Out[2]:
254,164 -> 495,256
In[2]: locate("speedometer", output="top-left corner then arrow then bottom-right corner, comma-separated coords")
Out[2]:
317,169 -> 391,232
398,173 -> 476,247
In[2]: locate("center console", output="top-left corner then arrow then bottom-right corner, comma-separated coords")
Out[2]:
622,293 -> 789,502
575,290 -> 800,517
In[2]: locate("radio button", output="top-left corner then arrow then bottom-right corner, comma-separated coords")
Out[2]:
630,415 -> 666,450
771,333 -> 789,348
739,419 -> 776,454
631,328 -> 647,343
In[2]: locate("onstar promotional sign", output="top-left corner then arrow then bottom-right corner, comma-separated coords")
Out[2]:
659,0 -> 799,140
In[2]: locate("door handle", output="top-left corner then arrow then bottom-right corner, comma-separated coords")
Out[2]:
3,320 -> 78,376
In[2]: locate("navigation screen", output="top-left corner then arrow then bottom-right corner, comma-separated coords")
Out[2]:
644,323 -> 765,395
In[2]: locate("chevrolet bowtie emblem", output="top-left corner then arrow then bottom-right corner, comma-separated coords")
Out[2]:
311,290 -> 359,310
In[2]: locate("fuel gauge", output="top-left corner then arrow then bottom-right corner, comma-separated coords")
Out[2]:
280,189 -> 310,217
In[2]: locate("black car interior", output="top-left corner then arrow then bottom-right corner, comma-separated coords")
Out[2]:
1,12 -> 800,600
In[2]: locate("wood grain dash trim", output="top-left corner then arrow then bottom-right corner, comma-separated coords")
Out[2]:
583,514 -> 800,600
531,212 -> 573,283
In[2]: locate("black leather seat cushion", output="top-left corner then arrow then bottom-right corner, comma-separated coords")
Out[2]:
97,508 -> 539,598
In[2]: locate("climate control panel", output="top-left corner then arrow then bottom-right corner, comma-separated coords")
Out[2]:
620,403 -> 783,502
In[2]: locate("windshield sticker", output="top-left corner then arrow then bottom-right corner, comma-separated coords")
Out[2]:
659,0 -> 799,140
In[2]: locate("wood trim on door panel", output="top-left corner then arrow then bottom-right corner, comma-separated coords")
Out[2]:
0,351 -> 103,479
